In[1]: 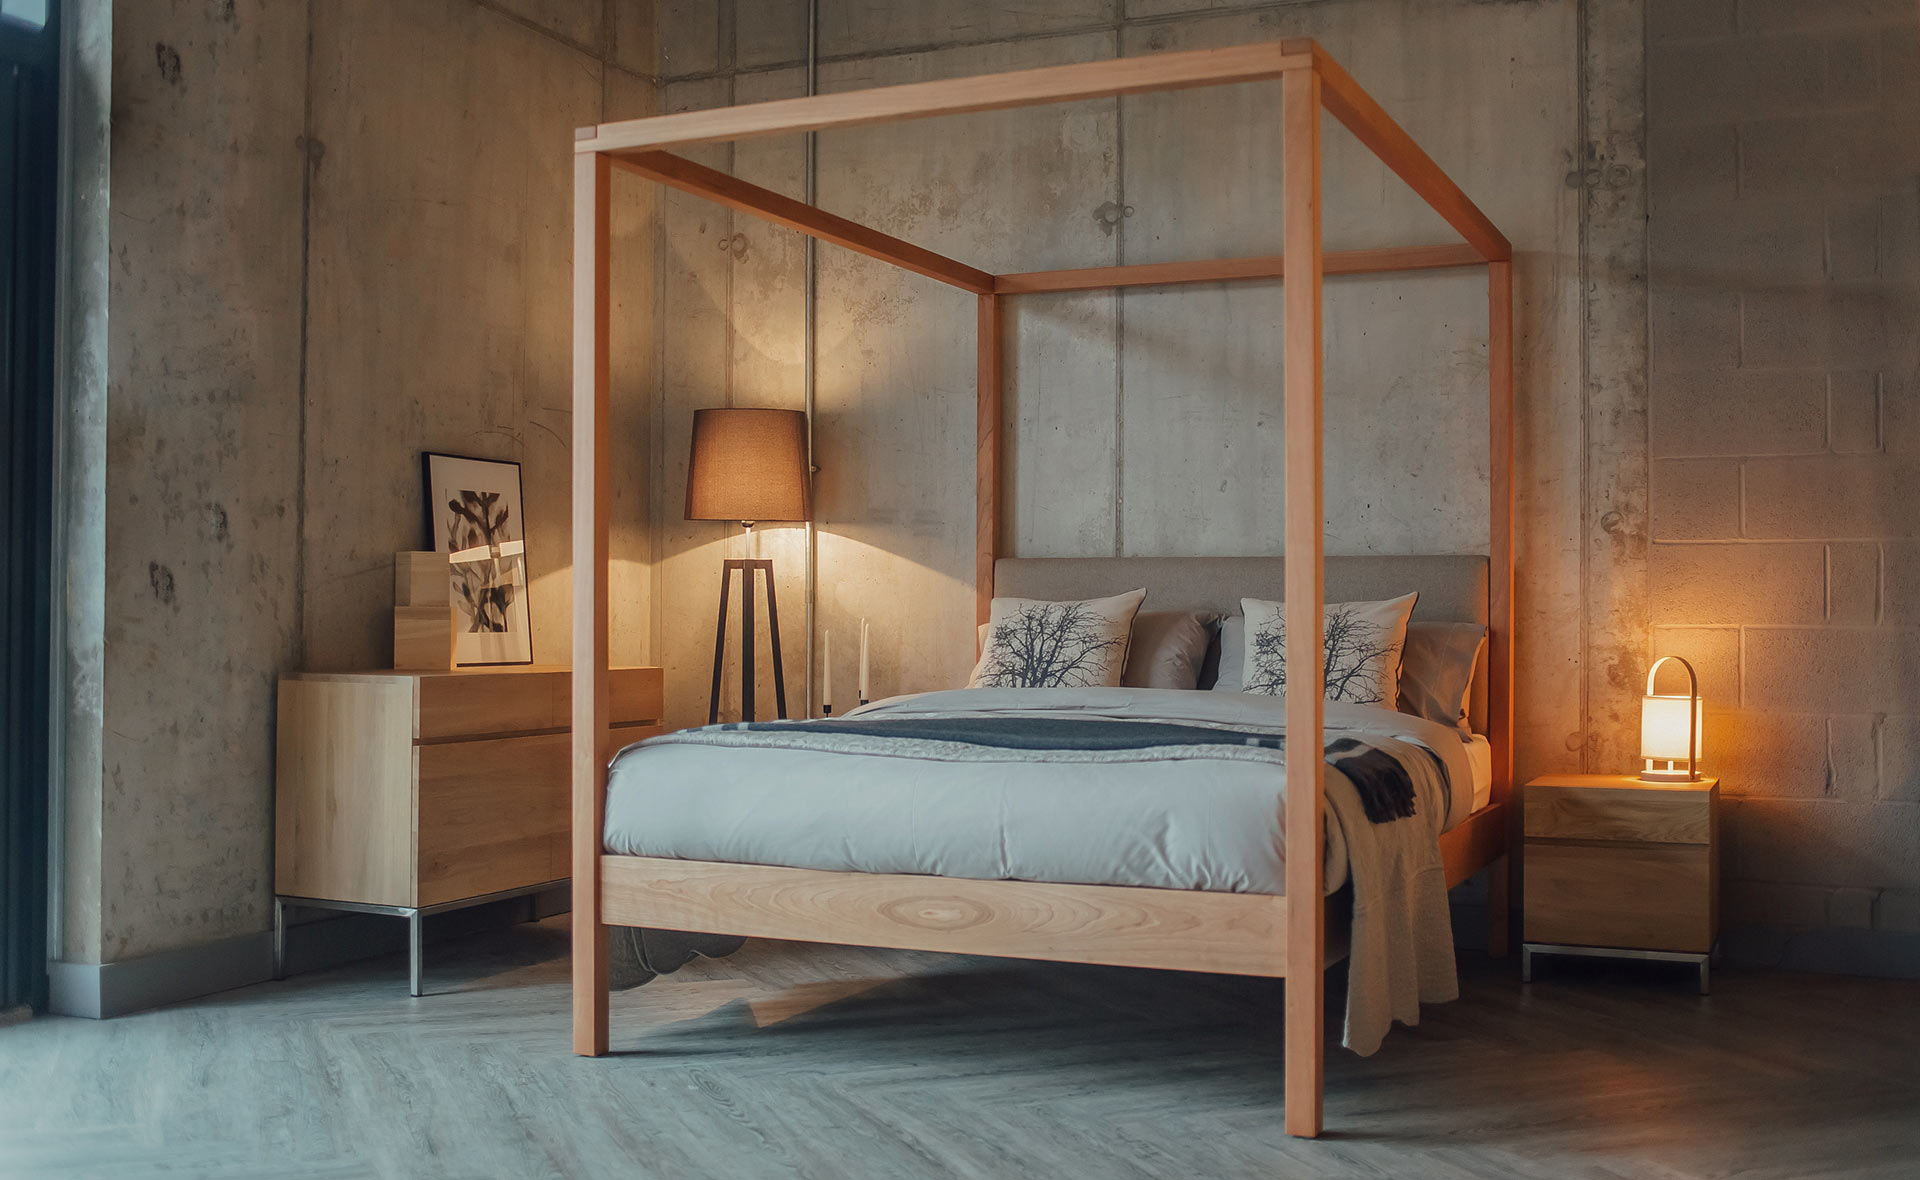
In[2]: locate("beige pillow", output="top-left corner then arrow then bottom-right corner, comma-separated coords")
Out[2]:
1239,593 -> 1417,706
1122,611 -> 1221,690
968,589 -> 1147,689
1398,622 -> 1486,731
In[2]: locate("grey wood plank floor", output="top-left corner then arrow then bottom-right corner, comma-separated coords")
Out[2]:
4,917 -> 1917,1180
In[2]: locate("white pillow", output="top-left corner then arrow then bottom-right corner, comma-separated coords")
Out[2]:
1239,593 -> 1417,706
968,589 -> 1147,689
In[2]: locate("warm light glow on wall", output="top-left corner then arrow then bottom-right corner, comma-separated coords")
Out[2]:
1640,655 -> 1704,782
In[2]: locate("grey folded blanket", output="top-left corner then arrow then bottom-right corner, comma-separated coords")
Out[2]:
718,716 -> 1443,825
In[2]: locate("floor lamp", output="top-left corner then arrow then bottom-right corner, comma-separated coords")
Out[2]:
685,407 -> 811,724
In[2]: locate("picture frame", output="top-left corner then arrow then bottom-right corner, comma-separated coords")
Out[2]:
421,451 -> 534,666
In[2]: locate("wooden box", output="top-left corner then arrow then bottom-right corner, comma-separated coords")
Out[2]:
1523,774 -> 1719,954
275,665 -> 663,909
394,551 -> 450,606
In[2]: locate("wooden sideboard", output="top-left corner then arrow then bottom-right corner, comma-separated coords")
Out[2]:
273,665 -> 662,994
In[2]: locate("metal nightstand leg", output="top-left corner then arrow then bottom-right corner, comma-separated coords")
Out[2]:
409,910 -> 424,998
1523,941 -> 1712,993
271,879 -> 563,996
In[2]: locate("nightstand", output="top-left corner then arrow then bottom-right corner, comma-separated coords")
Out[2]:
1521,773 -> 1719,993
272,665 -> 663,994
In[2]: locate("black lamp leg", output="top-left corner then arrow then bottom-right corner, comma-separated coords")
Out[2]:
740,564 -> 756,723
709,559 -> 788,725
764,561 -> 788,720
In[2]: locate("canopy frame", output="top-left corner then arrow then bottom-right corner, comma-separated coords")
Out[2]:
571,38 -> 1515,1141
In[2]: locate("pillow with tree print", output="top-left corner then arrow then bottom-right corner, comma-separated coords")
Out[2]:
1238,593 -> 1417,706
967,589 -> 1148,689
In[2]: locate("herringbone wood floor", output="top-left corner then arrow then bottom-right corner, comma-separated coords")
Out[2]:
4,916 -> 1916,1179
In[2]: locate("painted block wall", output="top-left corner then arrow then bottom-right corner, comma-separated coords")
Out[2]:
63,0 -> 657,966
1647,1 -> 1920,970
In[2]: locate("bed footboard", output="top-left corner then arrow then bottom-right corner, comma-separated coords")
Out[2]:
600,855 -> 1296,977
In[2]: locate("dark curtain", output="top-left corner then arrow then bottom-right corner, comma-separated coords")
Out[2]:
0,0 -> 58,1015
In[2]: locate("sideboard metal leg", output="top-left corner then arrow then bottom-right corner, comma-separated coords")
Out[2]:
271,898 -> 286,981
409,910 -> 424,998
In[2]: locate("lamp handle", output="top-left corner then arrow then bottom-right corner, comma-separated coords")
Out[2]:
1646,655 -> 1700,778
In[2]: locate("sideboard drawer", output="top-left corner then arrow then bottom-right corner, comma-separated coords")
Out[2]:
416,666 -> 664,741
1525,840 -> 1715,953
1524,782 -> 1712,845
417,731 -> 571,907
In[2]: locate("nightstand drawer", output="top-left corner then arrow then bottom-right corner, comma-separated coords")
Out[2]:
1525,783 -> 1712,844
417,732 -> 571,907
1525,841 -> 1715,953
416,666 -> 664,740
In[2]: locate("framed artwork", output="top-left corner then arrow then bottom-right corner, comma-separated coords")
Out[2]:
422,452 -> 533,666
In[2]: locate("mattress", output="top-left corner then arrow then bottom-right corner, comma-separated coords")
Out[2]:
603,688 -> 1481,897
1464,733 -> 1492,813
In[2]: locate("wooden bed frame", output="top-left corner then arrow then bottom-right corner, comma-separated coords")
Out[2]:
569,38 -> 1514,1139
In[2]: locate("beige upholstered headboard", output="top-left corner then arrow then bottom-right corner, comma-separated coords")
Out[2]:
993,555 -> 1488,624
992,555 -> 1491,728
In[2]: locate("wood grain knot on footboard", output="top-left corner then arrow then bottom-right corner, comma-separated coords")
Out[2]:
878,895 -> 995,933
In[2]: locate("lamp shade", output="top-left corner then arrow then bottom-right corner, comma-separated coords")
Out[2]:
1640,655 -> 1704,782
684,408 -> 811,524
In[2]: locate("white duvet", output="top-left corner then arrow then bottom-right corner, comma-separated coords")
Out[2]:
603,687 -> 1472,1052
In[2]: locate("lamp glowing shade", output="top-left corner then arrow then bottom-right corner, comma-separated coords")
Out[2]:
1640,655 -> 1704,782
685,408 -> 811,526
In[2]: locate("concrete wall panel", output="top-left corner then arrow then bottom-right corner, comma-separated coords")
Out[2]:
303,0 -> 632,677
648,2 -> 1588,790
818,1 -> 1117,64
84,0 -> 653,964
100,0 -> 309,960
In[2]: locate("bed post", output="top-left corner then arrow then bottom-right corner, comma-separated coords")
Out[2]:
1281,59 -> 1326,1141
571,147 -> 612,1057
976,292 -> 1003,635
1486,259 -> 1515,955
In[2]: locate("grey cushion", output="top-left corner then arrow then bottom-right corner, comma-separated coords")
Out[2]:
1399,622 -> 1487,732
1212,615 -> 1247,692
1122,611 -> 1220,690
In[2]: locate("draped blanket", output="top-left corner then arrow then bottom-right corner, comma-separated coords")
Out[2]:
613,687 -> 1475,1054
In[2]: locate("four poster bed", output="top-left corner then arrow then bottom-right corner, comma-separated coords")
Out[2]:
569,39 -> 1514,1139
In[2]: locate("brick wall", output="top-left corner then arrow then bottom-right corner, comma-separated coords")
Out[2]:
1649,0 -> 1920,970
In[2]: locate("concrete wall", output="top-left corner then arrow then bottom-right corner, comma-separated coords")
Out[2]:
1647,1 -> 1920,970
60,0 -> 656,968
646,0 -> 1614,802
55,0 -> 1920,987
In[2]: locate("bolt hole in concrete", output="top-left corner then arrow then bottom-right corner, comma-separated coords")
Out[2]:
1092,201 -> 1135,235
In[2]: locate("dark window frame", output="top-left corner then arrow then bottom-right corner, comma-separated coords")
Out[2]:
0,0 -> 56,1014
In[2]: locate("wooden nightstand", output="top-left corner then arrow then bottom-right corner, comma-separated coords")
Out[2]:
1521,773 -> 1719,993
272,665 -> 662,994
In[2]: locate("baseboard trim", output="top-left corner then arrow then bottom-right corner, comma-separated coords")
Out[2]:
49,928 -> 268,1019
48,885 -> 570,1018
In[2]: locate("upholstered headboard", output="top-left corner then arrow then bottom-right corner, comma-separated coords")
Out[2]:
993,555 -> 1489,624
992,554 -> 1491,728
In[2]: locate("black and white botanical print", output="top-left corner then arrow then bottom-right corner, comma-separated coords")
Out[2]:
975,601 -> 1129,688
424,452 -> 533,665
446,490 -> 516,634
1245,605 -> 1400,704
